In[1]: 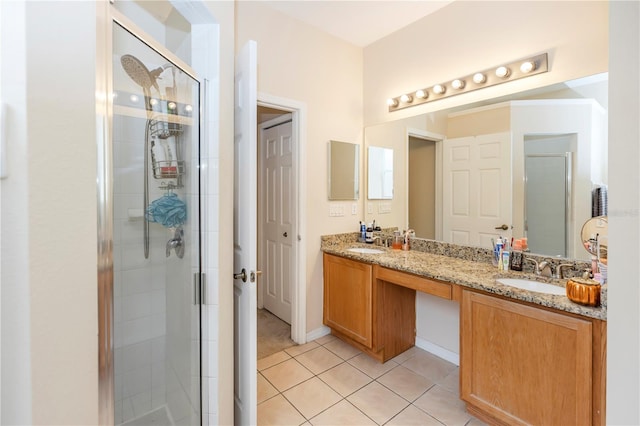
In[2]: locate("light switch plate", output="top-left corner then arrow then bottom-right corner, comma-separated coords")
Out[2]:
351,203 -> 357,215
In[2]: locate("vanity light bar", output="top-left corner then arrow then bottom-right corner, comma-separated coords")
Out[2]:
387,53 -> 548,112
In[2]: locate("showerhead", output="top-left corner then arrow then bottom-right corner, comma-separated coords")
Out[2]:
120,54 -> 162,92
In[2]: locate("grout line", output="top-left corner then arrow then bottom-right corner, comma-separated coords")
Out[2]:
258,338 -> 472,425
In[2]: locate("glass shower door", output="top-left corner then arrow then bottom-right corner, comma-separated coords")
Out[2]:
112,22 -> 201,425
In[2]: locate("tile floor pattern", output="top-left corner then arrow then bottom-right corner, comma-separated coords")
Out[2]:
257,335 -> 487,426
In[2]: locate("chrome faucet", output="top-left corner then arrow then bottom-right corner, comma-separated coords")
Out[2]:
525,258 -> 552,277
166,227 -> 185,258
371,235 -> 383,246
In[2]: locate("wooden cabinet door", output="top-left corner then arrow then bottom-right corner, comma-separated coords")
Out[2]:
323,254 -> 373,348
461,290 -> 592,426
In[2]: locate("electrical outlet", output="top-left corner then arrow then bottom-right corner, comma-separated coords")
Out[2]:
367,203 -> 373,214
351,203 -> 357,215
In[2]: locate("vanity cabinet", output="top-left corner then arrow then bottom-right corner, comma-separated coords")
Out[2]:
461,289 -> 606,426
322,253 -> 417,362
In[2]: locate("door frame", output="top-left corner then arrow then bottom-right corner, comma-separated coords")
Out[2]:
257,92 -> 307,344
406,128 -> 444,240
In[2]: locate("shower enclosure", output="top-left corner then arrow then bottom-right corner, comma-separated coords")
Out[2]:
108,22 -> 202,425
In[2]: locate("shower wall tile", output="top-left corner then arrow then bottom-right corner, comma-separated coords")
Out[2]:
131,390 -> 152,417
151,266 -> 167,290
122,366 -> 152,398
204,266 -> 219,305
115,194 -> 143,220
116,115 -> 147,143
122,293 -> 152,321
205,231 -> 219,269
122,268 -> 152,296
151,362 -> 166,389
122,341 -> 152,372
151,336 -> 166,363
151,385 -> 166,407
120,245 -> 150,271
114,270 -> 122,298
117,169 -> 144,195
204,194 -> 219,233
121,317 -> 152,346
151,290 -> 166,314
151,313 -> 166,338
114,297 -> 123,324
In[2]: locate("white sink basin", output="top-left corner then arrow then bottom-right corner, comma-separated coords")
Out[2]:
347,247 -> 385,254
496,278 -> 566,296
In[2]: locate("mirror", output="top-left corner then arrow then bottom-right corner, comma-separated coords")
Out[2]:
581,216 -> 608,258
328,140 -> 359,200
368,146 -> 394,199
364,73 -> 608,261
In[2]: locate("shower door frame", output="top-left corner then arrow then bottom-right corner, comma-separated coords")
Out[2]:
97,7 -> 205,425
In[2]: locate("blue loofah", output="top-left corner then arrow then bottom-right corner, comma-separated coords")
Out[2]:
146,192 -> 187,228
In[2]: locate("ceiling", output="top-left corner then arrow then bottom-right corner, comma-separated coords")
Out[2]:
136,1 -> 453,47
255,0 -> 453,47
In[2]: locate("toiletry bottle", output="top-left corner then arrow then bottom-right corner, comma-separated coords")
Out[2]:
510,239 -> 523,271
392,230 -> 403,250
360,222 -> 366,242
365,223 -> 373,242
495,239 -> 503,268
502,248 -> 510,271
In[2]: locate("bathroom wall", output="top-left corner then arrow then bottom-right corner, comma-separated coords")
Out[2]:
235,1 -> 364,334
607,1 -> 640,422
0,2 -> 100,423
364,1 -> 608,127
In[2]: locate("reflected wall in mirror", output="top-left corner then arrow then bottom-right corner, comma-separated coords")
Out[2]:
367,146 -> 394,199
328,140 -> 359,200
364,73 -> 608,261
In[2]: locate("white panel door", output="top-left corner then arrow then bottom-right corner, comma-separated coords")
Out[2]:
262,120 -> 293,323
233,40 -> 257,426
443,133 -> 512,248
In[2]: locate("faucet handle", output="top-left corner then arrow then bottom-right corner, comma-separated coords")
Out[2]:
556,263 -> 574,279
525,257 -> 540,274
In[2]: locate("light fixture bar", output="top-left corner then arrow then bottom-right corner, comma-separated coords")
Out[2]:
387,53 -> 548,112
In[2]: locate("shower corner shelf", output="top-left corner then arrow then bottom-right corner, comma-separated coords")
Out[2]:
150,116 -> 183,139
153,160 -> 185,180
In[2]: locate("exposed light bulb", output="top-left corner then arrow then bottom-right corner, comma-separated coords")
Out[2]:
400,94 -> 413,103
185,104 -> 193,113
473,73 -> 486,84
167,101 -> 177,110
415,89 -> 428,99
129,94 -> 139,103
433,84 -> 446,95
520,61 -> 535,73
387,98 -> 398,107
149,98 -> 159,106
451,79 -> 465,90
495,66 -> 510,78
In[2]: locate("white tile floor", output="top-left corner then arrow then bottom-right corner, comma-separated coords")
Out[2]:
257,335 -> 486,425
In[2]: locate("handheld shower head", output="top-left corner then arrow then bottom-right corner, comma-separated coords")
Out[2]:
120,54 -> 161,91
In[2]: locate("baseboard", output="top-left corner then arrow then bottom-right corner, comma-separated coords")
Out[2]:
415,336 -> 460,366
306,325 -> 331,343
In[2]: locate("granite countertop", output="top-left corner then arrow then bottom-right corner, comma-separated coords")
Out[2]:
321,235 -> 607,321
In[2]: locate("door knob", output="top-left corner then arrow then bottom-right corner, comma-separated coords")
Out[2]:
283,232 -> 288,237
495,224 -> 509,231
233,268 -> 247,282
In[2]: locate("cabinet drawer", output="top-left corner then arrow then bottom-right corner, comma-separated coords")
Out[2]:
374,266 -> 452,299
